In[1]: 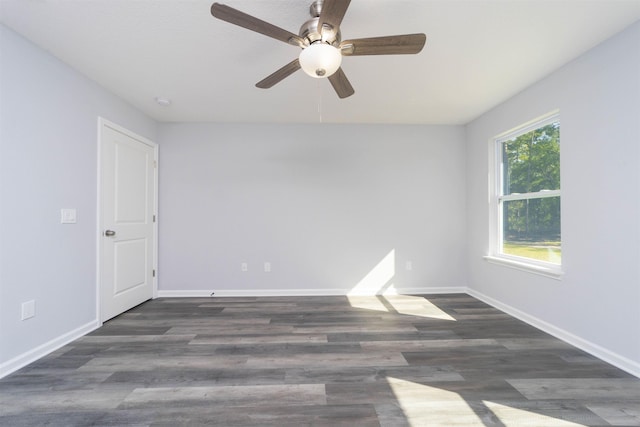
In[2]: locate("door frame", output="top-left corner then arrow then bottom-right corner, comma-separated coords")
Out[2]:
96,117 -> 158,326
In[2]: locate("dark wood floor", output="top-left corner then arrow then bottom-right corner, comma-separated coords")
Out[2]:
1,294 -> 639,426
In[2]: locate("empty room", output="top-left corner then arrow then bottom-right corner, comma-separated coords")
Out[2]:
1,0 -> 639,425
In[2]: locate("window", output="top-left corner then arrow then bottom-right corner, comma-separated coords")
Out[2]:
488,112 -> 561,276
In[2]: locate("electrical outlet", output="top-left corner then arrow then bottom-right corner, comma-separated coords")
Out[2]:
60,208 -> 77,224
21,300 -> 35,320
264,262 -> 271,273
241,262 -> 248,272
405,261 -> 413,271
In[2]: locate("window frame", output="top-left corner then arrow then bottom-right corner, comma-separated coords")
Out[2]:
485,111 -> 563,279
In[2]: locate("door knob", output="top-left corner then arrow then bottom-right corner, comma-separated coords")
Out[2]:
104,230 -> 116,237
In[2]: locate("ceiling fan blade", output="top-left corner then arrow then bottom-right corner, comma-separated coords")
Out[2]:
211,3 -> 305,47
256,59 -> 301,89
340,33 -> 426,56
328,68 -> 355,99
317,0 -> 351,35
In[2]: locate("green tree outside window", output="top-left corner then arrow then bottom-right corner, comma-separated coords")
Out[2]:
500,122 -> 561,264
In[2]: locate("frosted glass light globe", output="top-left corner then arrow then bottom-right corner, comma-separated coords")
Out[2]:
299,42 -> 342,78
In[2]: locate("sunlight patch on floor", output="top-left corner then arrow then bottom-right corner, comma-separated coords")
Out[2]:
386,377 -> 589,426
483,401 -> 587,426
386,377 -> 484,425
347,295 -> 390,312
384,294 -> 456,320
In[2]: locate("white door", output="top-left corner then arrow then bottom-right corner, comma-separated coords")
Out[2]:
99,120 -> 157,322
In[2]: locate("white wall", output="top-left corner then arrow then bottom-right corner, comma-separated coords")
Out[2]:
465,22 -> 640,375
157,123 -> 467,296
0,25 -> 157,373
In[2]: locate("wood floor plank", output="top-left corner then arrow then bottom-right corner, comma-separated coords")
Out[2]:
102,367 -> 286,388
245,351 -> 408,368
587,402 -> 640,425
507,378 -> 640,400
284,365 -> 465,384
120,384 -> 327,409
189,333 -> 328,344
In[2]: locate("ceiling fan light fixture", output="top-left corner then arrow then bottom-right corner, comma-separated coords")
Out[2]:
299,42 -> 342,78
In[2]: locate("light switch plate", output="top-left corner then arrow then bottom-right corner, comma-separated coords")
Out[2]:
22,300 -> 35,320
61,208 -> 77,224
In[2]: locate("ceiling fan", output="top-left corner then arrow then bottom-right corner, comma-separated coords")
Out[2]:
211,0 -> 426,99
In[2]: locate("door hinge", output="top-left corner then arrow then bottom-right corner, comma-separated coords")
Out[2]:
153,214 -> 156,222
153,160 -> 157,168
153,269 -> 156,277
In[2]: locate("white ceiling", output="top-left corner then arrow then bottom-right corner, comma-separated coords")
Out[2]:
1,0 -> 639,124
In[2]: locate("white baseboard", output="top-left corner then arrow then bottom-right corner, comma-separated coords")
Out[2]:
467,288 -> 640,379
389,286 -> 468,295
157,289 -> 345,297
0,319 -> 100,379
157,287 -> 467,298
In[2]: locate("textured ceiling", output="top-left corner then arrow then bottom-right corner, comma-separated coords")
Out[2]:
1,0 -> 640,124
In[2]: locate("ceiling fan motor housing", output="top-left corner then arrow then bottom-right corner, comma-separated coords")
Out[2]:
300,1 -> 341,46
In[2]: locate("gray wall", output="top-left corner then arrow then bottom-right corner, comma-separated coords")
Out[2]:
465,22 -> 640,373
157,123 -> 467,295
0,25 -> 156,369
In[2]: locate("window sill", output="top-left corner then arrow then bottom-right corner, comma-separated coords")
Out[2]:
483,255 -> 564,280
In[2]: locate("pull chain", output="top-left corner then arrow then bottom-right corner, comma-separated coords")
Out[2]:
317,79 -> 323,123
